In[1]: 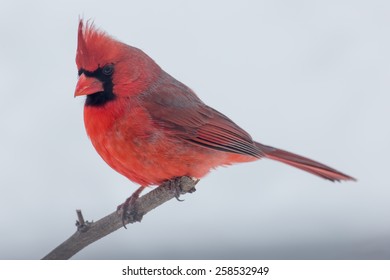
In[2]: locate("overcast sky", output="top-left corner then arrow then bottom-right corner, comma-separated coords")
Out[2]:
1,0 -> 389,259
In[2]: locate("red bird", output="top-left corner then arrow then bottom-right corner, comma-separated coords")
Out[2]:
74,20 -> 354,219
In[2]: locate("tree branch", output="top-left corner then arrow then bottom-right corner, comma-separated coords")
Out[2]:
42,176 -> 199,260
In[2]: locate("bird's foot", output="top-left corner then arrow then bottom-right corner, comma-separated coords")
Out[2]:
174,182 -> 185,202
117,186 -> 145,229
165,176 -> 198,202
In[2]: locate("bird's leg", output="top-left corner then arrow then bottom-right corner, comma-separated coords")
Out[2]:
117,185 -> 145,228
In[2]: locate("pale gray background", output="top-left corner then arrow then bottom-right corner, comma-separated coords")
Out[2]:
0,0 -> 389,259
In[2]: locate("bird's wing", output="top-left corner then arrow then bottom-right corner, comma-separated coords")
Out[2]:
140,76 -> 263,158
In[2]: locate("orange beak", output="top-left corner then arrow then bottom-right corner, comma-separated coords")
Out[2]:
74,73 -> 104,97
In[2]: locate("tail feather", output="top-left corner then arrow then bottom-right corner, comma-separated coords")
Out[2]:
255,143 -> 355,182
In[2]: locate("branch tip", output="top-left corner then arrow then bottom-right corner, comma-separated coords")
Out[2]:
42,176 -> 200,260
76,209 -> 85,226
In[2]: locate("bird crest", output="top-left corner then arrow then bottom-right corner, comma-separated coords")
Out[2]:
76,19 -> 121,71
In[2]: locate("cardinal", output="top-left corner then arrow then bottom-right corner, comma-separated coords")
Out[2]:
74,20 -> 355,224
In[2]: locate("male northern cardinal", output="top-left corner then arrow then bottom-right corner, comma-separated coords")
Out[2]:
74,20 -> 354,221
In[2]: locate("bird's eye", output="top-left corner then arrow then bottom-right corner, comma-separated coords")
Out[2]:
102,64 -> 114,76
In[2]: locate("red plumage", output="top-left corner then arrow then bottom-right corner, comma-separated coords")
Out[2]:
75,20 -> 355,189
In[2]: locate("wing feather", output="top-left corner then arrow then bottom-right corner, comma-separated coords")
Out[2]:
140,74 -> 263,158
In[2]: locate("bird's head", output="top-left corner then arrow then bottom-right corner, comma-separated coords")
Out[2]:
74,19 -> 161,107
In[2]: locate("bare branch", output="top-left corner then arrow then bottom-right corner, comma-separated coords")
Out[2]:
42,176 -> 199,260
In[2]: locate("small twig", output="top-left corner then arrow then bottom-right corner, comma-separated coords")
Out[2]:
42,176 -> 199,260
75,209 -> 90,233
76,209 -> 85,227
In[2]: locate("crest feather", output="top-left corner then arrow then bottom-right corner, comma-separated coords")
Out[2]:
76,19 -> 120,71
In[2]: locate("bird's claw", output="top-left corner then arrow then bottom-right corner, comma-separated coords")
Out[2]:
170,176 -> 198,201
117,196 -> 136,229
174,184 -> 185,202
117,186 -> 145,229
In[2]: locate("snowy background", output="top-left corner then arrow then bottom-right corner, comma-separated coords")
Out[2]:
0,0 -> 389,259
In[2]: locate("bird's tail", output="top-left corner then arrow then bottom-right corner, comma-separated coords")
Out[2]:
255,142 -> 355,182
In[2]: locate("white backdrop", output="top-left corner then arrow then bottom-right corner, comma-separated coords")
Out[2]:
0,0 -> 389,259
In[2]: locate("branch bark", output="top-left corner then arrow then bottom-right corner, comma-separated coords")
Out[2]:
42,176 -> 199,260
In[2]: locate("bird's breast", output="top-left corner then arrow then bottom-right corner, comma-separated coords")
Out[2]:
84,101 -> 188,185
